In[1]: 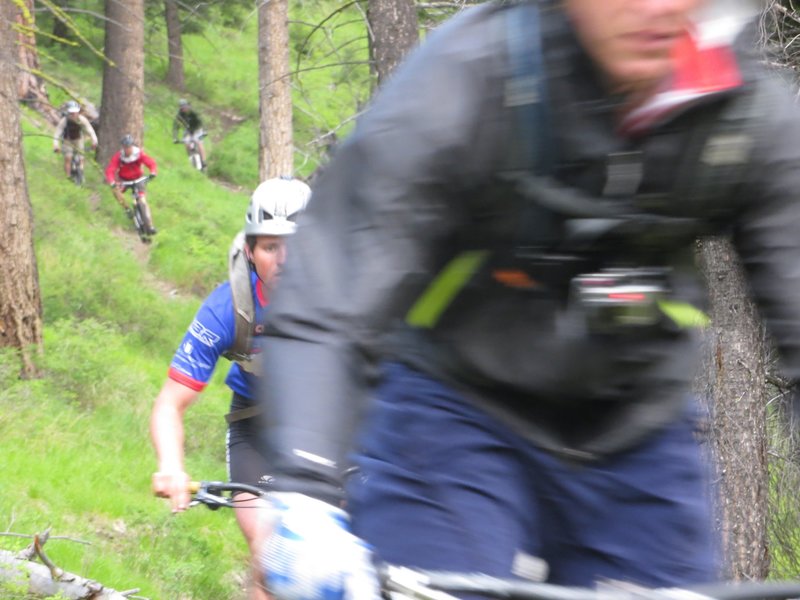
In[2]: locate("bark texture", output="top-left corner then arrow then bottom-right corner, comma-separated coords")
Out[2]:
367,0 -> 419,85
164,0 -> 184,90
697,237 -> 770,579
97,0 -> 145,166
15,0 -> 59,125
258,0 -> 293,180
0,0 -> 44,377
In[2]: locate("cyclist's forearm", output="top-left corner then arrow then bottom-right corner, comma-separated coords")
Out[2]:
151,382 -> 200,470
151,405 -> 187,472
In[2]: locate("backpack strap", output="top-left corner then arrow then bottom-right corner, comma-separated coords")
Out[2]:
502,0 -> 553,175
222,232 -> 260,375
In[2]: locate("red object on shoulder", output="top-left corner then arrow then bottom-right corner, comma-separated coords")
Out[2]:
619,28 -> 743,137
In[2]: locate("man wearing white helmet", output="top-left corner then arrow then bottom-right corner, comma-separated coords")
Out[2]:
149,176 -> 310,600
53,100 -> 97,177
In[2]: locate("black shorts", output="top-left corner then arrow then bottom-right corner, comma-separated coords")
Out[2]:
226,393 -> 272,489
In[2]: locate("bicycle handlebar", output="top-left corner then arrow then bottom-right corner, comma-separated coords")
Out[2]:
187,481 -> 800,600
380,568 -> 800,600
117,174 -> 153,187
188,480 -> 266,510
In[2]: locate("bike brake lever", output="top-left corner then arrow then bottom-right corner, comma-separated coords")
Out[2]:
193,489 -> 228,511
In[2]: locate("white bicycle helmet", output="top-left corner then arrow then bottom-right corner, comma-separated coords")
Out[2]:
119,134 -> 141,163
245,177 -> 311,236
65,100 -> 80,114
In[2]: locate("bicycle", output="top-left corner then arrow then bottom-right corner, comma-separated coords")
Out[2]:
175,131 -> 207,171
187,481 -> 800,600
116,175 -> 155,244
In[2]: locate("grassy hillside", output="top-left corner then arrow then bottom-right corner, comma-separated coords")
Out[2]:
1,3 -> 372,598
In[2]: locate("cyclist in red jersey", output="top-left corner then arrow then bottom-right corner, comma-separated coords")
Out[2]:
105,135 -> 158,234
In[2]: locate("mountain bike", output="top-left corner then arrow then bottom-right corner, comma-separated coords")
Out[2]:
175,131 -> 207,171
187,480 -> 800,600
116,175 -> 155,244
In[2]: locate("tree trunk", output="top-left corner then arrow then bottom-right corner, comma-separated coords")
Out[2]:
15,0 -> 60,125
97,0 -> 145,166
697,237 -> 770,579
0,0 -> 44,378
367,0 -> 419,86
257,0 -> 293,180
164,0 -> 184,90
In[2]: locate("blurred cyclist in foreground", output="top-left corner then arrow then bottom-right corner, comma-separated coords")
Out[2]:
256,0 -> 800,597
150,177 -> 310,600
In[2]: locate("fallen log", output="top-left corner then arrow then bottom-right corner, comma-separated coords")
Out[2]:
0,528 -> 145,600
0,549 -> 143,599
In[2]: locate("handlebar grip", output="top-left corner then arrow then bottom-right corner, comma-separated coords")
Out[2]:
188,481 -> 201,494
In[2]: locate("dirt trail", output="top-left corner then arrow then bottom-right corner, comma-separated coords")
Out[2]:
110,224 -> 186,301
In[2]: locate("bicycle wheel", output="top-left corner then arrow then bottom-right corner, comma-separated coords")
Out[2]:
189,151 -> 203,171
133,200 -> 150,243
71,157 -> 84,186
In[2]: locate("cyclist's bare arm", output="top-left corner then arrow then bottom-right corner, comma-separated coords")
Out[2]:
150,378 -> 200,512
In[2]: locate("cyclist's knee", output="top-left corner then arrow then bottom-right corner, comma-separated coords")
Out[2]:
234,498 -> 270,553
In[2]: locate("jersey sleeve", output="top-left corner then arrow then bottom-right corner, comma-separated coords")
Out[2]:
168,284 -> 236,391
79,115 -> 98,146
105,152 -> 120,183
141,152 -> 157,174
53,118 -> 66,148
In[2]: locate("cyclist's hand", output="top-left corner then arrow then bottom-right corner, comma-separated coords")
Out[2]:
152,470 -> 192,513
149,173 -> 157,179
261,493 -> 380,600
53,148 -> 60,154
109,181 -> 117,189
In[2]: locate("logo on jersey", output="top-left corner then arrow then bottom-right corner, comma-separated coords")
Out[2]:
183,341 -> 193,355
188,319 -> 221,347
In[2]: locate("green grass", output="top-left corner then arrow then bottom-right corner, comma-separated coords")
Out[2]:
2,3 -> 376,594
9,2 -> 800,596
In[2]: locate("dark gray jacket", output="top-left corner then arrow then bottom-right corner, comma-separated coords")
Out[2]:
258,1 -> 800,501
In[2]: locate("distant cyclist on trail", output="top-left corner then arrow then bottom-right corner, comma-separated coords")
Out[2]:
149,177 -> 311,600
172,98 -> 207,170
53,100 -> 97,178
104,134 -> 158,235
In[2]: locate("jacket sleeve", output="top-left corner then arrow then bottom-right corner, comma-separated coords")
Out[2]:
105,152 -> 120,183
141,153 -> 157,174
733,77 -> 800,382
53,118 -> 65,148
257,4 -> 505,501
79,115 -> 98,146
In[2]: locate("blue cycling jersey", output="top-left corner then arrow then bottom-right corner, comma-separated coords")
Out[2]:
168,271 -> 267,399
